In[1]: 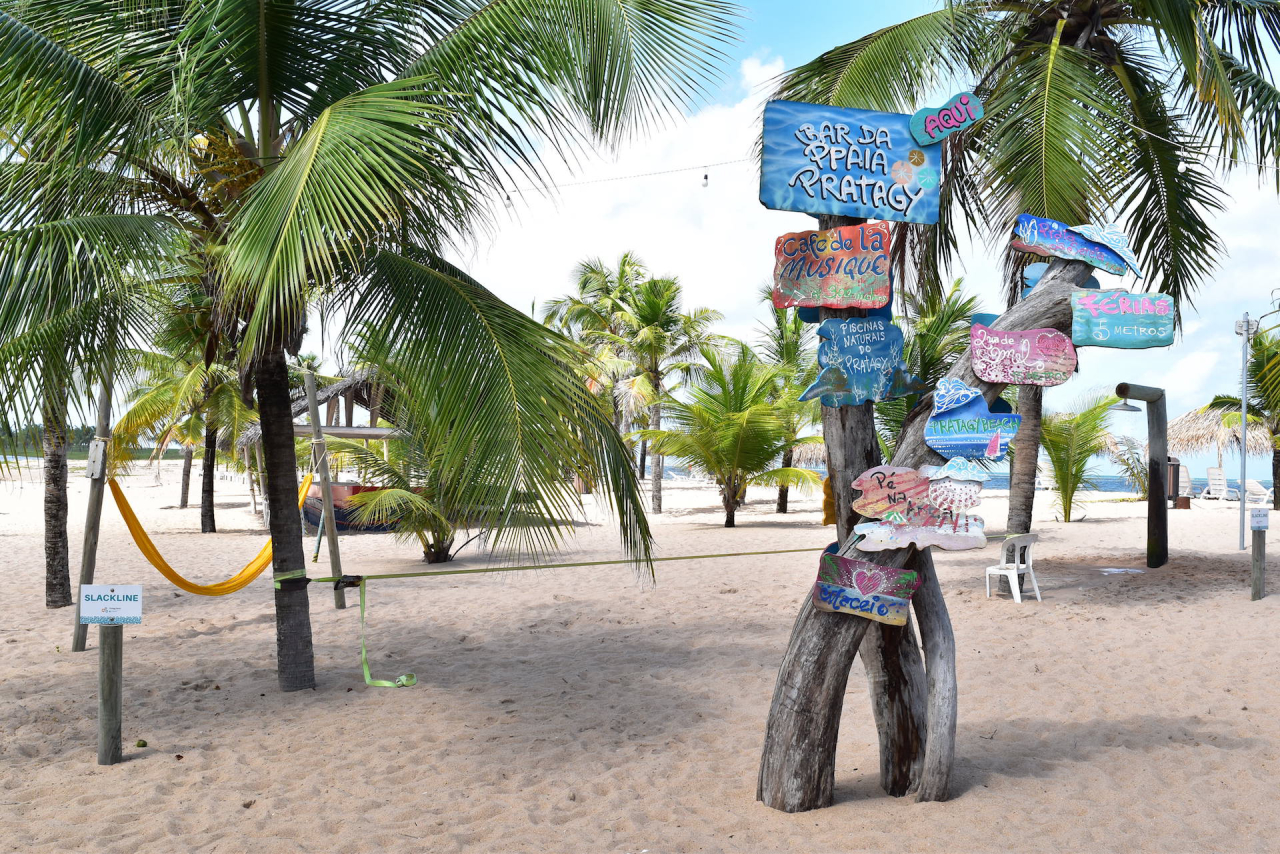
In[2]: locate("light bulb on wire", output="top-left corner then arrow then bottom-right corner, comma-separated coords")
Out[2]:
503,193 -> 513,209
702,171 -> 709,188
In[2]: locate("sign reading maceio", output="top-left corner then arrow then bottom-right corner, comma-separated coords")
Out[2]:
760,100 -> 942,224
79,585 -> 143,625
772,222 -> 891,309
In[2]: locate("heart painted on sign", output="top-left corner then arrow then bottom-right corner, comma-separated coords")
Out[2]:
853,567 -> 888,596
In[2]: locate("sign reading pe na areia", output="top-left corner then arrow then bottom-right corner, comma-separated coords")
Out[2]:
80,585 -> 142,625
1071,289 -> 1175,349
773,222 -> 891,309
760,100 -> 942,224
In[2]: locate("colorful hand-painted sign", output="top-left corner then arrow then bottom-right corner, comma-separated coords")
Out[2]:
1022,262 -> 1099,299
812,553 -> 922,626
970,323 -> 1077,387
923,378 -> 1021,461
760,100 -> 942,224
773,222 -> 892,309
850,465 -> 931,520
1011,215 -> 1127,275
800,317 -> 924,407
910,92 -> 983,146
854,511 -> 986,551
1069,223 -> 1143,278
1071,289 -> 1175,349
848,461 -> 987,552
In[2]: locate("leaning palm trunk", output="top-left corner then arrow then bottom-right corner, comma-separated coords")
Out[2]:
42,391 -> 71,608
256,348 -> 315,692
1004,385 -> 1043,594
200,423 -> 217,533
179,445 -> 194,508
1273,448 -> 1280,511
776,447 -> 794,513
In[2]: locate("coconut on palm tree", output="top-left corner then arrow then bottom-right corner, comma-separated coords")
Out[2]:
0,0 -> 738,691
641,345 -> 820,527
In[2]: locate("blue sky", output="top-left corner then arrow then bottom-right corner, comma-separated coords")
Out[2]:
432,2 -> 1280,482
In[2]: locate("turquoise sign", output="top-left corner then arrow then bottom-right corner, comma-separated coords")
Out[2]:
923,378 -> 1021,461
800,317 -> 924,407
1071,289 -> 1175,349
910,92 -> 983,146
760,100 -> 942,224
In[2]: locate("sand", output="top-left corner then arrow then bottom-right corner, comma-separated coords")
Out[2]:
1,460 -> 1278,853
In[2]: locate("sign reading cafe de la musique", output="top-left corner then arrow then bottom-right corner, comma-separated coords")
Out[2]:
760,100 -> 943,224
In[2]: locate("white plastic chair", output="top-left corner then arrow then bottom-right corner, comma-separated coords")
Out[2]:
986,534 -> 1041,603
1205,467 -> 1239,501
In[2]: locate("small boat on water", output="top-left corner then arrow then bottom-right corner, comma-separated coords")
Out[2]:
302,482 -> 396,532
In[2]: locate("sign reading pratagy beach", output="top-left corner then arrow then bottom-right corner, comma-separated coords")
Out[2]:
772,222 -> 891,309
79,585 -> 142,625
1071,289 -> 1175,349
1011,214 -> 1127,275
923,378 -> 1021,461
760,100 -> 941,224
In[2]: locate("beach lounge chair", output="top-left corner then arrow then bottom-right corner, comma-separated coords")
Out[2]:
985,534 -> 1041,603
1246,479 -> 1271,503
1203,467 -> 1239,501
1179,467 -> 1194,497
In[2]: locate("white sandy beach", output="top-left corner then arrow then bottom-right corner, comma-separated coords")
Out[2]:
1,460 -> 1277,853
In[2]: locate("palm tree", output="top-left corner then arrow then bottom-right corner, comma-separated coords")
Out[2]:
1205,328 -> 1280,510
598,276 -> 722,512
0,1 -> 738,691
1040,393 -> 1118,523
40,371 -> 71,608
755,285 -> 820,513
775,2 -> 1279,534
642,345 -> 820,527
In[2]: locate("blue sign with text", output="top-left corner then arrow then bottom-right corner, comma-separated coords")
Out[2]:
760,100 -> 942,224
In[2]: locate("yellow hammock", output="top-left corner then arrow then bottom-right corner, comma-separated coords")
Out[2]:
107,473 -> 315,596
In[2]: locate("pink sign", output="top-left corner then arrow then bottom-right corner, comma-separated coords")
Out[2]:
970,323 -> 1076,386
851,466 -> 931,521
812,553 -> 922,626
773,222 -> 891,310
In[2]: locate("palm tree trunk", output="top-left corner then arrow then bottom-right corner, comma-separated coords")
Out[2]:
179,445 -> 194,508
1004,384 -> 1043,594
256,347 -> 316,692
42,392 -> 71,609
638,438 -> 648,479
723,479 -> 736,527
1273,449 -> 1280,511
651,399 -> 663,513
776,447 -> 794,512
200,423 -> 217,533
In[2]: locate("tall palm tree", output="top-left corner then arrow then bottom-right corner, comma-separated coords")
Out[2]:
598,277 -> 722,512
40,371 -> 71,608
1206,328 -> 1280,510
755,285 -> 819,512
0,1 -> 738,691
774,2 -> 1280,532
642,345 -> 820,527
1040,393 -> 1118,523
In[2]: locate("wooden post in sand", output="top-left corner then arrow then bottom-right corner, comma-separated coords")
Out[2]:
1250,509 -> 1267,600
72,373 -> 113,653
97,624 -> 123,764
304,372 -> 346,609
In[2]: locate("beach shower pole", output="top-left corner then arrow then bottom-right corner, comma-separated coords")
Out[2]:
1115,383 -> 1168,568
1236,314 -> 1258,551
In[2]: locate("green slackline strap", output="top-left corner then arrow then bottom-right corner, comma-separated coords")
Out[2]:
358,579 -> 416,688
272,569 -> 309,589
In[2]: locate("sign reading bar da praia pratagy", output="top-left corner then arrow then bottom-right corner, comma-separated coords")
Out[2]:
80,585 -> 143,625
760,100 -> 942,224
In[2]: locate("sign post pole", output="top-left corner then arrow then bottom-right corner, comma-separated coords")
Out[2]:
1251,508 -> 1268,601
97,624 -> 123,765
72,373 -> 114,653
1236,314 -> 1257,551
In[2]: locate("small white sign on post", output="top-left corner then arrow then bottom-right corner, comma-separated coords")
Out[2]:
1251,508 -> 1269,531
79,585 -> 142,625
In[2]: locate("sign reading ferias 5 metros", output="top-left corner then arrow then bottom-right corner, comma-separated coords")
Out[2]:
760,100 -> 942,224
1071,289 -> 1175,349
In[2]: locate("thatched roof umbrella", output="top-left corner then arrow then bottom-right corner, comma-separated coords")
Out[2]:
791,440 -> 828,469
1166,408 -> 1272,469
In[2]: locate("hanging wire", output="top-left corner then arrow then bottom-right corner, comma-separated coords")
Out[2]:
506,158 -> 748,196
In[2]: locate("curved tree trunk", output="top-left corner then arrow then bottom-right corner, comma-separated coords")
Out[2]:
179,444 -> 194,508
651,399 -> 663,513
256,348 -> 316,692
200,423 -> 217,533
776,447 -> 793,513
42,391 -> 71,609
1004,384 -> 1043,594
760,257 -> 1094,811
